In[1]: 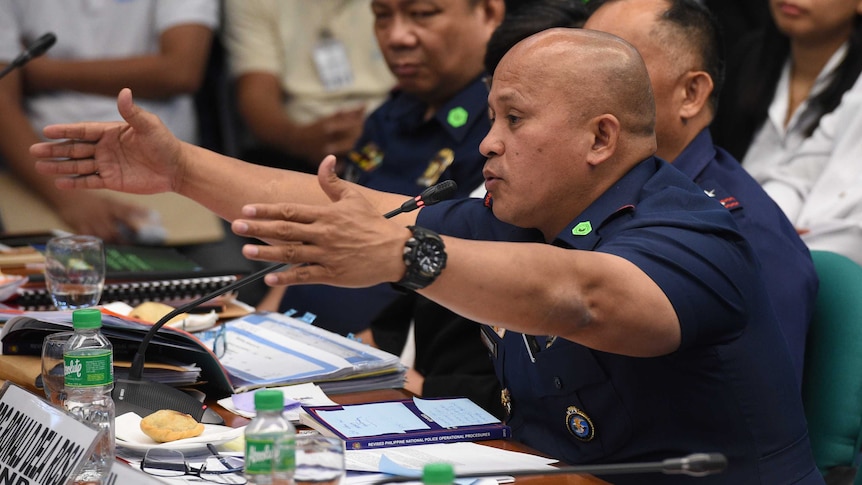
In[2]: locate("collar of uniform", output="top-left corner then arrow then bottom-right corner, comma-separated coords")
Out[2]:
552,157 -> 661,250
386,74 -> 489,142
672,128 -> 717,180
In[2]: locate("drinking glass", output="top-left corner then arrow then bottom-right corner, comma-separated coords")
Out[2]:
44,235 -> 105,310
41,331 -> 74,406
294,432 -> 345,485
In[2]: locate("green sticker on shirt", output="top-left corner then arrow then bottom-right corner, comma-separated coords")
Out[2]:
572,221 -> 592,236
447,107 -> 469,128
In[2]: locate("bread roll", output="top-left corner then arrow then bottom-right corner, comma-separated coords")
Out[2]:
140,409 -> 205,442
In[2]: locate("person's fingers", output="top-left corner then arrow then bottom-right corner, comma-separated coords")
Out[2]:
237,202 -> 329,227
39,120 -> 123,143
117,88 -> 138,124
316,155 -> 348,204
31,138 -> 96,160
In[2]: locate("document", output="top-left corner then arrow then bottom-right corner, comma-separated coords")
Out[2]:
301,397 -> 512,449
197,312 -> 405,393
344,441 -> 558,475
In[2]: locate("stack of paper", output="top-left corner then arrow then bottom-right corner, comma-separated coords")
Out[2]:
196,312 -> 406,394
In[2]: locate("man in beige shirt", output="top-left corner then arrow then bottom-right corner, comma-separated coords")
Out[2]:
223,0 -> 395,172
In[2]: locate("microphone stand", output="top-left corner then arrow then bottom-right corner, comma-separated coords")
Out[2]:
113,181 -> 458,423
113,262 -> 287,424
371,453 -> 729,484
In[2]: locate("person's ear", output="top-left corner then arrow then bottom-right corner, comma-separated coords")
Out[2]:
481,0 -> 506,29
679,71 -> 714,121
586,114 -> 620,166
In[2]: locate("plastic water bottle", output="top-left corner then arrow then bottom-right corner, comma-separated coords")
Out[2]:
245,389 -> 295,485
423,463 -> 455,485
64,308 -> 115,484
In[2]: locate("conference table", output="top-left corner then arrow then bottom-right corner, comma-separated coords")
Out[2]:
0,346 -> 609,483
213,387 -> 610,485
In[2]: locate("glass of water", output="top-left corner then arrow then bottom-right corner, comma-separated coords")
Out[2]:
41,331 -> 74,406
44,235 -> 106,310
294,432 -> 345,485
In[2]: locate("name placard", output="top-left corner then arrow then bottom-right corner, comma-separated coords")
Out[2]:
0,382 -> 100,485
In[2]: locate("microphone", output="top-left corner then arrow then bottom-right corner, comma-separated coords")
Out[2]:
112,180 -> 460,423
383,180 -> 458,218
0,33 -> 57,81
372,453 -> 728,484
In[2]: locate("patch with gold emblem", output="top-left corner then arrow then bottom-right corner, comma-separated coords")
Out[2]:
501,388 -> 512,416
566,406 -> 595,442
348,143 -> 384,172
416,148 -> 455,187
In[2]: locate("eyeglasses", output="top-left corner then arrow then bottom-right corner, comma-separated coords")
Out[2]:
197,324 -> 228,358
141,444 -> 246,484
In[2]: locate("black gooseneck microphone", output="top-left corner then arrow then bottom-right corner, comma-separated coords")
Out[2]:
372,452 -> 728,484
0,33 -> 57,81
383,180 -> 457,218
112,180 -> 458,423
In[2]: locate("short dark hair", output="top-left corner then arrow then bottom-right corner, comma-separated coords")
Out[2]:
484,0 -> 588,74
587,0 -> 725,111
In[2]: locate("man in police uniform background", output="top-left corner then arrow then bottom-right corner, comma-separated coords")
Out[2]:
32,27 -> 822,483
583,0 -> 817,386
266,0 -> 506,336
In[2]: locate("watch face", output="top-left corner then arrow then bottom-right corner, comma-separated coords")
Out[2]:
417,242 -> 445,275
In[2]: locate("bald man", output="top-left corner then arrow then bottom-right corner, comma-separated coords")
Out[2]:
584,0 -> 818,387
32,29 -> 820,483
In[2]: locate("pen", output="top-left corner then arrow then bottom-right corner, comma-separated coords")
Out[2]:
523,334 -> 541,363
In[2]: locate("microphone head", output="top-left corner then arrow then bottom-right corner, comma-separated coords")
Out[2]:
30,32 -> 57,58
423,179 -> 458,205
664,452 -> 728,476
13,32 -> 57,67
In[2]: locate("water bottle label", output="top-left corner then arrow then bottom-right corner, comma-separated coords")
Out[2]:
245,439 -> 275,474
64,350 -> 113,387
245,437 -> 295,474
276,436 -> 296,471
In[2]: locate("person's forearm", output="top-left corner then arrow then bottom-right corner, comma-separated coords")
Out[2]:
176,144 -> 405,222
23,25 -> 212,98
235,73 -> 305,156
0,70 -> 72,206
418,238 -> 681,357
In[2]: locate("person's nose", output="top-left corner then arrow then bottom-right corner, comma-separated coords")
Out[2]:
383,15 -> 419,49
479,125 -> 503,158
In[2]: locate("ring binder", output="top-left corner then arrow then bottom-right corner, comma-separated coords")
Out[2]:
12,275 -> 239,310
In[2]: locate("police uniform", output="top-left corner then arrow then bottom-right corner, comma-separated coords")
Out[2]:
673,129 -> 818,386
370,293 -> 506,420
416,157 -> 822,484
278,75 -> 491,334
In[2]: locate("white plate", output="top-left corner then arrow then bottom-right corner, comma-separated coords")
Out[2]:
0,275 -> 27,301
115,412 -> 245,453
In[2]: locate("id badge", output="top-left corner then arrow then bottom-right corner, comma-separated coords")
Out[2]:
313,35 -> 354,92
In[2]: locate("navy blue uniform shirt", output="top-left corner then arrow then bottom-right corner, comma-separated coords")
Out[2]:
417,157 -> 822,484
673,129 -> 818,386
278,76 -> 491,334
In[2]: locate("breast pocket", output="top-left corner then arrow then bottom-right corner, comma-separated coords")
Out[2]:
526,343 -> 634,463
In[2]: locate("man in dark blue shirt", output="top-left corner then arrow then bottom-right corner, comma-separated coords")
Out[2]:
585,0 -> 818,385
274,0 -> 505,334
31,28 -> 822,484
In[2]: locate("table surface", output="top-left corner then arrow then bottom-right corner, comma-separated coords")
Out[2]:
0,361 -> 608,483
212,388 -> 610,485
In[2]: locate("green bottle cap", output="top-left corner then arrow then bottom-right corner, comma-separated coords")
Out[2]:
423,463 -> 455,484
254,389 -> 284,411
72,308 -> 102,329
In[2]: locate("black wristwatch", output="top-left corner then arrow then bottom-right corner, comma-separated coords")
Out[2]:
396,226 -> 447,290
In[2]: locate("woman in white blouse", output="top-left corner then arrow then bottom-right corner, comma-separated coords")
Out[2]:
712,0 -> 862,262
